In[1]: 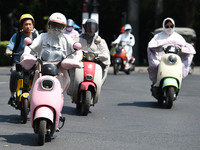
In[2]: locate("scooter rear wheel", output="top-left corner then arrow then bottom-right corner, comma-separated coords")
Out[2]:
164,87 -> 174,109
38,119 -> 47,146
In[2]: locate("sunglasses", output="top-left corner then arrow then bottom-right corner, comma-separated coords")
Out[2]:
165,25 -> 174,28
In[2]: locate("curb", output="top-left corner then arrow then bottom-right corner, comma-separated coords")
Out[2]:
109,66 -> 200,75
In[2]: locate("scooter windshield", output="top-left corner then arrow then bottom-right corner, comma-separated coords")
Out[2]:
41,49 -> 64,62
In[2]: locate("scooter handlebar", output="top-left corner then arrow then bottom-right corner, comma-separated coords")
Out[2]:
4,51 -> 24,57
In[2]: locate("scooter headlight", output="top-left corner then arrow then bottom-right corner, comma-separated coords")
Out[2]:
86,53 -> 95,61
167,55 -> 177,64
41,79 -> 54,90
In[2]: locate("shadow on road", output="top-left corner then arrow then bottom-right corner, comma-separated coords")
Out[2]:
118,101 -> 163,109
62,106 -> 78,116
62,105 -> 92,116
0,133 -> 38,146
0,114 -> 29,124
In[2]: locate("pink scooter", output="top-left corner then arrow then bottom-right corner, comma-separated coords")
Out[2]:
72,51 -> 103,116
21,38 -> 82,145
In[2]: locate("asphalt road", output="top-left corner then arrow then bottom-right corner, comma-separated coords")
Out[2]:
0,67 -> 200,150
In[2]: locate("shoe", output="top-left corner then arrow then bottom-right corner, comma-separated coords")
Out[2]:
151,85 -> 162,100
125,64 -> 131,70
8,96 -> 16,106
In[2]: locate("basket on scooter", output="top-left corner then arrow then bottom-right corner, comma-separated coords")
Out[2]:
15,62 -> 23,72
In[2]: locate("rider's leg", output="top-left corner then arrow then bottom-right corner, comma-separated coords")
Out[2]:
102,65 -> 109,85
125,46 -> 133,69
8,64 -> 19,105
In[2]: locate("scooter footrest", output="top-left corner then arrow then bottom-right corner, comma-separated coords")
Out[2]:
57,116 -> 65,131
60,116 -> 65,122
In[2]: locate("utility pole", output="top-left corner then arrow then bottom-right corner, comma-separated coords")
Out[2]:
90,0 -> 99,24
82,0 -> 90,21
127,0 -> 139,64
82,0 -> 99,21
82,0 -> 99,34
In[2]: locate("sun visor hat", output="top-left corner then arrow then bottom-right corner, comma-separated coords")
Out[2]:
67,19 -> 74,27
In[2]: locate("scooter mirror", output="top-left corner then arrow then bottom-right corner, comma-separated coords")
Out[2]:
73,42 -> 82,51
24,37 -> 32,46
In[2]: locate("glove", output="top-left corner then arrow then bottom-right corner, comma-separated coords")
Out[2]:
20,53 -> 37,70
94,36 -> 101,45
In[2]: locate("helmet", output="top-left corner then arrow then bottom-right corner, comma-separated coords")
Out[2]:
121,26 -> 125,33
48,12 -> 66,25
48,13 -> 66,32
82,19 -> 87,25
84,19 -> 98,37
19,14 -> 35,25
124,24 -> 132,32
67,19 -> 74,27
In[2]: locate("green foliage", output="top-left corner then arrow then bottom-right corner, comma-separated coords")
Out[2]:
0,41 -> 12,66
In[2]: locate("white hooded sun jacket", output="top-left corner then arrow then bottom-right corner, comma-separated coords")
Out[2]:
147,17 -> 196,83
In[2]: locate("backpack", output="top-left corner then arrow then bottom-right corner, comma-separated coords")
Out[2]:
13,32 -> 37,53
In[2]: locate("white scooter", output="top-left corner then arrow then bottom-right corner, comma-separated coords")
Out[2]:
151,45 -> 182,109
71,51 -> 103,116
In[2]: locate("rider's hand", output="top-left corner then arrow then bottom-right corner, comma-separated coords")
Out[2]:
111,42 -> 115,46
5,49 -> 13,57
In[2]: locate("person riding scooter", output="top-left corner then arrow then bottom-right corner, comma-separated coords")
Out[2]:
112,24 -> 135,69
80,19 -> 110,82
5,14 -> 39,106
64,19 -> 79,41
66,19 -> 110,115
21,12 -> 81,95
147,17 -> 196,97
67,18 -> 110,98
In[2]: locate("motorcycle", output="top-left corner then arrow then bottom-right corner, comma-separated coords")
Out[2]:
21,37 -> 82,145
72,51 -> 103,116
112,41 -> 135,75
151,45 -> 182,109
5,51 -> 34,124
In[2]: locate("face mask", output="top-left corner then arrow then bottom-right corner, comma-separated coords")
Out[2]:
48,28 -> 63,37
164,28 -> 174,35
66,27 -> 73,32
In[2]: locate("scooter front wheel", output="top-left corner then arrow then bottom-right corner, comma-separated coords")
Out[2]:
164,87 -> 175,109
124,69 -> 130,75
76,103 -> 81,110
113,64 -> 119,75
21,98 -> 29,124
38,119 -> 47,146
80,90 -> 91,116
